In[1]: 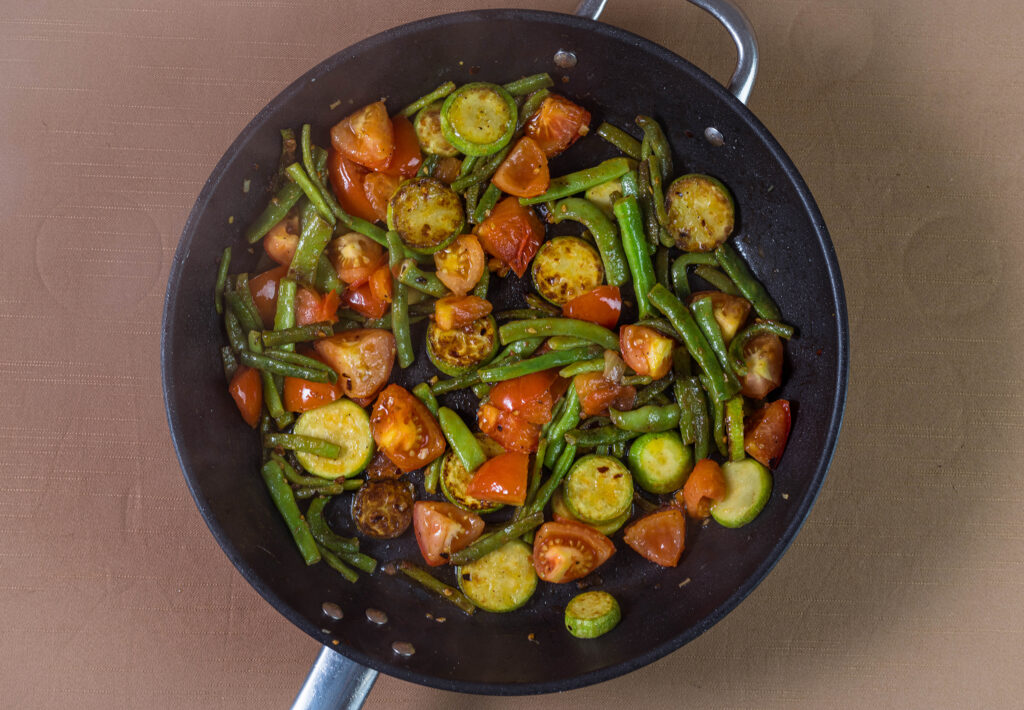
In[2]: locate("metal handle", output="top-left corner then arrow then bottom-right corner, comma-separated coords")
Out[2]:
574,0 -> 758,104
291,647 -> 378,710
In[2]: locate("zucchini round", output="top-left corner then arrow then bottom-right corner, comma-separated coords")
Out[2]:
627,431 -> 693,494
440,82 -> 517,156
413,101 -> 459,157
711,458 -> 772,528
584,179 -> 623,219
530,236 -> 605,306
426,315 -> 499,376
291,398 -> 374,479
563,454 -> 633,525
551,486 -> 629,536
564,590 -> 621,639
457,539 -> 537,613
386,177 -> 464,254
439,447 -> 503,513
664,173 -> 735,252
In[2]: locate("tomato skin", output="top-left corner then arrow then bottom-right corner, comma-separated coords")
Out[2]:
368,265 -> 393,306
620,325 -> 675,379
466,452 -> 530,505
434,295 -> 492,330
264,217 -> 299,265
491,136 -> 550,198
477,403 -> 540,454
362,171 -> 402,222
739,333 -> 783,399
474,197 -> 544,278
314,329 -> 395,400
623,509 -> 686,567
744,399 -> 791,468
677,458 -> 727,519
488,369 -> 563,426
434,234 -> 486,296
229,366 -> 262,428
249,264 -> 289,328
561,285 -> 622,330
690,290 -> 752,345
573,371 -> 637,417
380,116 -> 422,177
294,287 -> 340,326
342,282 -> 388,319
524,94 -> 592,157
328,232 -> 386,287
413,501 -> 485,566
330,101 -> 395,171
533,521 -> 615,583
370,384 -> 446,472
327,149 -> 380,223
283,373 -> 342,413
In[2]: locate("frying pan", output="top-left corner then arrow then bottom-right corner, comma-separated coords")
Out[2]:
161,0 -> 849,707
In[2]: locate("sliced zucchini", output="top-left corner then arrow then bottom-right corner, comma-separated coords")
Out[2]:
457,539 -> 537,613
551,487 -> 629,536
440,447 -> 502,513
564,590 -> 621,639
665,174 -> 735,252
292,398 -> 374,479
563,454 -> 633,525
413,101 -> 459,157
426,315 -> 499,376
584,179 -> 623,219
387,177 -> 464,254
711,458 -> 772,528
440,82 -> 517,156
627,431 -> 693,495
530,236 -> 605,306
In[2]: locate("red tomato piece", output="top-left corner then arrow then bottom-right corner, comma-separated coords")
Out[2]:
677,458 -> 728,519
488,369 -> 564,426
474,197 -> 544,278
370,384 -> 446,472
368,265 -> 393,306
477,402 -> 540,454
314,329 -> 395,400
620,324 -> 675,379
623,508 -> 686,567
532,521 -> 615,583
294,287 -> 341,326
228,366 -> 262,428
491,136 -> 550,198
573,371 -> 637,417
561,285 -> 622,330
328,232 -> 386,287
380,115 -> 422,177
739,333 -> 783,400
433,295 -> 493,331
342,282 -> 388,319
524,94 -> 591,157
466,452 -> 530,506
282,368 -> 342,413
690,290 -> 752,345
433,234 -> 486,296
744,399 -> 791,468
327,149 -> 380,223
248,264 -> 289,328
330,101 -> 395,171
362,171 -> 402,222
263,217 -> 299,265
412,501 -> 485,567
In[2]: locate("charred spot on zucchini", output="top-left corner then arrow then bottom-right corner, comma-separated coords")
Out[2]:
711,458 -> 772,528
628,431 -> 693,494
564,590 -> 621,638
530,236 -> 605,306
440,447 -> 503,513
387,177 -> 464,254
665,174 -> 735,252
413,101 -> 460,157
440,82 -> 517,156
351,478 -> 415,539
427,315 -> 499,376
563,454 -> 633,525
456,539 -> 537,612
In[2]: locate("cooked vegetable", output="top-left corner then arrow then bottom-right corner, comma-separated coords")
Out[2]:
679,458 -> 727,519
572,371 -> 636,418
524,94 -> 591,157
561,285 -> 622,330
229,366 -> 262,428
519,157 -> 632,205
260,460 -> 321,565
744,399 -> 791,468
412,501 -> 484,567
725,395 -> 746,462
477,402 -> 540,454
690,290 -> 751,344
628,431 -> 693,494
433,234 -> 485,296
623,508 -> 686,567
457,539 -> 537,612
440,82 -> 518,156
549,486 -> 628,536
564,590 -> 621,639
503,72 -> 554,96
397,560 -> 476,615
491,136 -> 549,198
370,384 -> 446,473
314,329 -> 395,400
613,194 -> 657,319
290,398 -> 374,479
331,101 -> 395,171
440,448 -> 502,514
499,317 -> 619,351
387,177 -> 464,254
620,324 -> 674,379
714,242 -> 781,321
711,458 -> 772,528
664,174 -> 734,252
466,452 -> 529,506
727,320 -> 794,378
533,521 -> 615,583
474,196 -> 544,277
351,478 -> 415,539
438,406 -> 488,474
547,197 -> 629,287
563,454 -> 633,525
246,182 -> 304,244
530,236 -> 605,306
609,403 -> 680,433
584,177 -> 623,219
595,121 -> 642,160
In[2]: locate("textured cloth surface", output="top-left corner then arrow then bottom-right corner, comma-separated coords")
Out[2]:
2,0 -> 1022,707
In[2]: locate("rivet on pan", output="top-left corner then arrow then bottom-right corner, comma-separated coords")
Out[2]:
321,602 -> 343,620
704,127 -> 725,146
392,641 -> 416,657
365,608 -> 388,625
553,50 -> 577,69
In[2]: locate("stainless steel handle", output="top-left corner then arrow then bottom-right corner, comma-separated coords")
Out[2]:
290,647 -> 378,710
574,0 -> 758,104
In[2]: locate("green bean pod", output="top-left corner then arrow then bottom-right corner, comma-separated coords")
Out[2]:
701,374 -> 728,457
727,319 -> 795,376
613,194 -> 658,319
214,247 -> 231,314
220,346 -> 238,381
288,202 -> 334,287
548,197 -> 629,287
609,404 -> 680,432
386,231 -> 415,369
473,182 -> 502,224
447,511 -> 545,566
400,81 -> 457,117
691,265 -> 739,295
714,242 -> 782,321
725,395 -> 746,462
516,88 -> 550,130
595,122 -> 642,160
261,321 -> 334,348
438,407 -> 487,473
398,259 -> 449,298
499,317 -> 619,351
397,560 -> 476,615
635,374 -> 675,406
245,182 -> 303,244
519,157 -> 632,205
273,277 -> 298,352
237,350 -> 335,383
635,115 -> 673,181
543,384 -> 581,469
265,432 -> 341,459
412,382 -> 440,416
504,73 -> 554,96
479,347 -> 596,383
284,162 -> 336,226
671,252 -> 719,299
224,310 -> 249,353
558,357 -> 605,378
565,426 -> 637,447
260,461 -> 321,565
690,296 -> 741,389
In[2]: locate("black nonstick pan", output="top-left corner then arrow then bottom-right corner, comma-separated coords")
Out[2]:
162,1 -> 849,706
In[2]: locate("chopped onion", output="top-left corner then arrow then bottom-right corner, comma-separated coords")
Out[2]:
603,349 -> 625,384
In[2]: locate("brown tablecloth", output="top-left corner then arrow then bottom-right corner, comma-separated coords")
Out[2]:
2,0 -> 1022,707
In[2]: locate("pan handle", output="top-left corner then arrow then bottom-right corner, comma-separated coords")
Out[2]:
290,647 -> 378,710
574,0 -> 758,104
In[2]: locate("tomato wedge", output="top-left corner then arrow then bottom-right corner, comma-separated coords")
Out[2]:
248,264 -> 289,328
620,324 -> 675,379
623,509 -> 686,567
327,149 -> 379,223
744,399 -> 791,468
282,351 -> 343,413
362,171 -> 402,222
368,265 -> 393,307
690,290 -> 751,345
466,452 -> 530,506
263,217 -> 298,265
412,501 -> 484,566
330,101 -> 395,171
491,136 -> 550,198
474,197 -> 544,278
370,384 -> 446,472
739,333 -> 783,400
561,285 -> 621,330
328,232 -> 386,287
524,94 -> 591,157
314,329 -> 395,400
295,287 -> 341,326
477,402 -> 540,454
433,234 -> 485,296
434,295 -> 492,330
342,282 -> 388,319
677,458 -> 727,519
573,371 -> 637,417
380,115 -> 422,177
533,521 -> 615,583
488,369 -> 565,426
228,365 -> 262,428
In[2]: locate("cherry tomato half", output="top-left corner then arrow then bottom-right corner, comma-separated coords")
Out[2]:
433,234 -> 486,296
524,94 -> 592,158
263,216 -> 299,265
744,399 -> 791,468
327,149 -> 379,223
313,329 -> 395,400
248,264 -> 289,328
434,295 -> 493,331
573,371 -> 636,418
623,508 -> 686,567
477,402 -> 540,454
282,363 -> 342,413
620,324 -> 675,380
466,452 -> 530,506
491,136 -> 550,198
228,365 -> 262,428
295,287 -> 340,326
561,285 -> 622,330
475,197 -> 544,278
532,521 -> 615,583
380,115 -> 422,177
330,100 -> 395,171
412,501 -> 484,567
677,458 -> 727,519
328,232 -> 386,287
488,369 -> 565,426
342,282 -> 389,319
739,333 -> 783,400
370,384 -> 446,472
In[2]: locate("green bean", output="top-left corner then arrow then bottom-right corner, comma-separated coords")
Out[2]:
473,182 -> 502,224
397,560 -> 476,615
430,371 -> 480,395
558,357 -> 605,377
273,453 -> 334,489
609,404 -> 680,432
700,373 -> 727,457
504,72 -> 553,96
300,124 -> 337,223
693,265 -> 740,295
412,382 -> 440,416
545,335 -> 593,351
438,407 -> 487,473
520,157 -> 632,205
596,122 -> 642,160
516,88 -> 550,130
725,395 -> 746,462
613,194 -> 658,319
580,415 -> 612,430
619,169 -> 639,200
635,115 -> 673,182
691,296 -> 739,386
471,382 -> 491,400
228,274 -> 264,333
307,497 -> 375,569
400,81 -> 456,117
260,461 -> 321,565
655,246 -> 672,291
261,321 -> 334,348
247,329 -> 262,353
398,259 -> 449,298
635,374 -> 675,406
644,157 -> 671,233
272,128 -> 298,192
464,182 -> 482,223
621,374 -> 652,386
285,162 -> 335,226
548,197 -> 629,287
523,294 -> 561,315
293,480 -> 363,498
636,160 -> 662,251
459,155 -> 480,178
714,242 -> 782,320
448,511 -> 545,566
262,349 -> 333,373
495,309 -> 553,322
671,252 -> 719,299
238,350 -> 335,383
634,317 -> 680,341
520,439 -> 547,516
566,426 -> 636,447
673,377 -> 697,446
317,544 -> 359,583
543,384 -> 581,469
451,143 -> 513,193
727,320 -> 796,376
214,247 -> 232,314
471,265 -> 489,299
314,253 -> 342,294
364,312 -> 427,330
265,432 -> 341,459
610,440 -> 627,459
417,153 -> 439,178
245,182 -> 303,244
479,347 -> 596,383
220,346 -> 238,381
501,337 -> 546,358
424,457 -> 443,495
499,317 -> 619,351
386,231 -> 415,369
224,310 -> 249,353
648,283 -> 736,402
595,444 -> 610,456
288,202 -> 333,287
272,277 -> 297,351
673,345 -> 692,378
